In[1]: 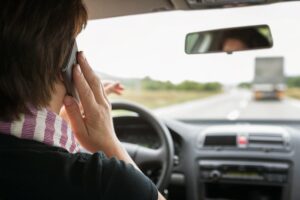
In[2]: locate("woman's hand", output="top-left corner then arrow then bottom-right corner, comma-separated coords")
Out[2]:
62,52 -> 166,200
102,80 -> 124,96
63,52 -> 118,153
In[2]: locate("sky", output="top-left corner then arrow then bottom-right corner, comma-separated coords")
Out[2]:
77,2 -> 300,84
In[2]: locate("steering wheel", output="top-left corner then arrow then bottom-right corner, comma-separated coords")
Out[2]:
111,101 -> 174,192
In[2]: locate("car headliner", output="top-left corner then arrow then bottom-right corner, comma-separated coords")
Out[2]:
83,0 -> 299,20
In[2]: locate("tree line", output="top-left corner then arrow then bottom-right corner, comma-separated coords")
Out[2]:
238,76 -> 300,88
141,77 -> 222,92
286,76 -> 300,88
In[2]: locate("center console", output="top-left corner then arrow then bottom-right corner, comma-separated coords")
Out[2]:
198,160 -> 290,200
194,125 -> 292,200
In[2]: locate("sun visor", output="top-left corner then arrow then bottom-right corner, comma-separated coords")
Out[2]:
83,0 -> 174,20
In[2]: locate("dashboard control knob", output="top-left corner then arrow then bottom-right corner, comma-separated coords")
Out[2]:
209,170 -> 221,181
173,155 -> 180,166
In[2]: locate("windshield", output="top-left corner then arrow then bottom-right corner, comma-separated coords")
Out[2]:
78,2 -> 300,120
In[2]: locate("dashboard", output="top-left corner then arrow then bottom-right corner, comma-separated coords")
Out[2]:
113,116 -> 300,200
114,117 -> 161,149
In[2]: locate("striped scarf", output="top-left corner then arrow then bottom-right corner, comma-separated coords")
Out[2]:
0,108 -> 80,153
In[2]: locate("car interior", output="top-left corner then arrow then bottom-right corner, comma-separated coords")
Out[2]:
81,0 -> 300,200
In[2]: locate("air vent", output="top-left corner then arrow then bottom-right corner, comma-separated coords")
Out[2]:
248,133 -> 285,149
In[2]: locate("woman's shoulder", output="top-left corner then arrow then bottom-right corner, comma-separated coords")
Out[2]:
0,134 -> 157,200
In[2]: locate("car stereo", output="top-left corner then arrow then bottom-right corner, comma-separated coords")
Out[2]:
198,160 -> 290,200
199,160 -> 289,184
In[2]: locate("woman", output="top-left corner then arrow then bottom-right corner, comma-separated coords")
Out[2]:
0,1 -> 164,200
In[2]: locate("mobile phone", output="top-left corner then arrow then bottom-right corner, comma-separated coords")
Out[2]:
61,41 -> 79,101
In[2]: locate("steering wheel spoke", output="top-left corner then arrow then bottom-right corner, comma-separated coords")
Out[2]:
122,142 -> 139,158
122,142 -> 164,165
135,146 -> 164,166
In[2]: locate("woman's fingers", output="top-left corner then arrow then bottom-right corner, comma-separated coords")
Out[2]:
68,52 -> 116,152
73,64 -> 99,118
114,83 -> 124,94
77,52 -> 107,104
63,96 -> 87,138
103,81 -> 124,96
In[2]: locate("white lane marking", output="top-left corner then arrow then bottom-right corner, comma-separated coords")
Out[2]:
287,99 -> 300,109
289,102 -> 300,108
227,110 -> 240,120
239,100 -> 249,109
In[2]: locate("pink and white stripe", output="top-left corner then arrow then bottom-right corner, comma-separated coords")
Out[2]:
0,108 -> 80,153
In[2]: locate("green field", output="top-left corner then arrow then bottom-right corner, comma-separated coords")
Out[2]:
109,89 -> 221,109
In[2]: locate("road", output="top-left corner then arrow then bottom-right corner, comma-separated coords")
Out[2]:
154,89 -> 300,120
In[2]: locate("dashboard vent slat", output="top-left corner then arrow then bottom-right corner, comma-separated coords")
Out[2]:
248,133 -> 285,149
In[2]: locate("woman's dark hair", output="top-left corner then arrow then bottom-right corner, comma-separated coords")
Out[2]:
0,0 -> 87,121
220,27 -> 271,50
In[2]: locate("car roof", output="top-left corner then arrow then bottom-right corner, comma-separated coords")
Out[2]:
84,0 -> 300,20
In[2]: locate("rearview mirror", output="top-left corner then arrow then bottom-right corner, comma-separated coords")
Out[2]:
185,25 -> 273,54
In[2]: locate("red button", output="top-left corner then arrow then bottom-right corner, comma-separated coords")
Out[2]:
238,136 -> 248,145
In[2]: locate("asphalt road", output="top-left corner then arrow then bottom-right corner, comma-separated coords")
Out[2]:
154,89 -> 300,120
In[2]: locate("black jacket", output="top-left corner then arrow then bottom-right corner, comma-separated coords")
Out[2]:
0,134 -> 158,200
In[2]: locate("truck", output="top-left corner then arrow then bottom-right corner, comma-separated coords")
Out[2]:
253,57 -> 285,100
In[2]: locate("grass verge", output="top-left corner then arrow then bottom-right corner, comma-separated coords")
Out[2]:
109,89 -> 221,109
286,88 -> 300,99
